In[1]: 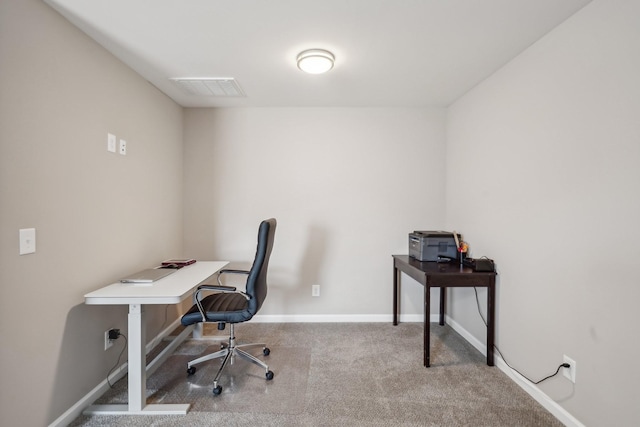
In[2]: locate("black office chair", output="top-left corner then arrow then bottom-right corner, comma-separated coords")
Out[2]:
181,218 -> 277,395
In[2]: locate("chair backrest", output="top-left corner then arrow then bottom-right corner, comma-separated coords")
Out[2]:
245,218 -> 277,315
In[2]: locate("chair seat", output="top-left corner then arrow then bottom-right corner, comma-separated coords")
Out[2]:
181,293 -> 253,325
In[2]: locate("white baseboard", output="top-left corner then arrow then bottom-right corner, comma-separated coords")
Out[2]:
252,313 -> 433,323
53,314 -> 583,427
443,316 -> 585,427
493,357 -> 585,427
49,361 -> 129,427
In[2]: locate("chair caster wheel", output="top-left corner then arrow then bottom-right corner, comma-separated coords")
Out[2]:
266,370 -> 274,380
213,385 -> 222,395
187,366 -> 196,375
263,347 -> 270,356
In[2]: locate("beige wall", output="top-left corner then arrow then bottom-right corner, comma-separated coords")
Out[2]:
3,0 -> 636,425
182,107 -> 447,317
0,1 -> 184,425
446,0 -> 640,425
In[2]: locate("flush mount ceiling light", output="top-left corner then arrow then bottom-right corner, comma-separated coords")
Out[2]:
296,49 -> 335,74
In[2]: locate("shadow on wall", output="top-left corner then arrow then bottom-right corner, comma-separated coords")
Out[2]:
48,303 -> 127,424
228,223 -> 329,313
297,224 -> 329,298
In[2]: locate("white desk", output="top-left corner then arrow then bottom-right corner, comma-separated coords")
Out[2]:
83,261 -> 228,415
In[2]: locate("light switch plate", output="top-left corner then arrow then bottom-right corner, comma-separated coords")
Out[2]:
19,228 -> 36,255
107,133 -> 116,152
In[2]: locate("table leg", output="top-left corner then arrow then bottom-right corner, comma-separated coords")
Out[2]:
393,265 -> 399,325
128,304 -> 146,411
487,279 -> 496,366
439,287 -> 446,326
424,282 -> 431,367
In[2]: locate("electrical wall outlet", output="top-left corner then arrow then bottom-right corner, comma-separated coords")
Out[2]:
119,139 -> 127,155
104,330 -> 115,350
19,228 -> 36,255
563,354 -> 576,383
311,284 -> 320,297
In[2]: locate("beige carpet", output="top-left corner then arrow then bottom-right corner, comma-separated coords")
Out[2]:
70,322 -> 563,426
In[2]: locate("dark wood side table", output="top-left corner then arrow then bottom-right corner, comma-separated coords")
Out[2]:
392,255 -> 496,367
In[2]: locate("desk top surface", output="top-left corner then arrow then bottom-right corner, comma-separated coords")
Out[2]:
393,255 -> 495,276
84,261 -> 229,305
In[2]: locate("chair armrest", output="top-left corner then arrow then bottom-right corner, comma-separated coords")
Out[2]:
193,282 -> 250,322
219,269 -> 250,275
197,284 -> 237,292
194,284 -> 237,302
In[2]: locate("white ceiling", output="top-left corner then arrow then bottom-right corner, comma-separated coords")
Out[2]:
44,0 -> 591,108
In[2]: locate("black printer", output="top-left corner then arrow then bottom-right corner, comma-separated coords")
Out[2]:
408,231 -> 460,262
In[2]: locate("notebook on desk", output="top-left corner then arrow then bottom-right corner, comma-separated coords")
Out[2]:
120,268 -> 175,284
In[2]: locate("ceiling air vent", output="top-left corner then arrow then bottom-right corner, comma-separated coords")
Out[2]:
171,78 -> 245,97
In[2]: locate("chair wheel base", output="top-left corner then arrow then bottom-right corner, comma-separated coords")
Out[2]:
187,366 -> 196,375
213,385 -> 222,395
266,370 -> 274,380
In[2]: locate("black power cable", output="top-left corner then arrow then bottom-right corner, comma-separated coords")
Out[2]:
494,346 -> 570,384
106,331 -> 128,388
472,287 -> 570,384
105,304 -> 169,388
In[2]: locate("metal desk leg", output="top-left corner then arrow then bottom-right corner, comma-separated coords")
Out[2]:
83,304 -> 190,415
128,304 -> 146,411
